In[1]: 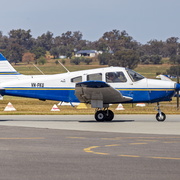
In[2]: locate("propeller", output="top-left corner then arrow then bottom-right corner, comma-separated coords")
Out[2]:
176,66 -> 180,110
177,76 -> 179,109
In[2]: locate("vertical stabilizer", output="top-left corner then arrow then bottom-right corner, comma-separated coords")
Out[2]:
0,53 -> 20,75
0,53 -> 23,83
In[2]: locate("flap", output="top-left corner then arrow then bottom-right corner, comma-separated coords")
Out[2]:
75,81 -> 132,104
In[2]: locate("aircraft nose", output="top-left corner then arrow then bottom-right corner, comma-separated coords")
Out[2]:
175,83 -> 180,91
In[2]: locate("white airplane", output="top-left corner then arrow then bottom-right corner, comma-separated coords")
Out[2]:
0,53 -> 179,122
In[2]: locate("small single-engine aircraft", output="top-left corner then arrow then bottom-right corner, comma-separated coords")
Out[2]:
0,53 -> 179,122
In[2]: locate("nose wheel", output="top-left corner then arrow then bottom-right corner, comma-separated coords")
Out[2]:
155,103 -> 166,122
95,109 -> 114,122
156,112 -> 166,121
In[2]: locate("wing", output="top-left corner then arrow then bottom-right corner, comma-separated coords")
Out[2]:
75,81 -> 132,108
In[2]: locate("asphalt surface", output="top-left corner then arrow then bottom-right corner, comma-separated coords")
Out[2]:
0,115 -> 180,180
0,114 -> 180,134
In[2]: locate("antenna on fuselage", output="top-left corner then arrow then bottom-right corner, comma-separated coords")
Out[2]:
58,60 -> 70,73
33,64 -> 45,75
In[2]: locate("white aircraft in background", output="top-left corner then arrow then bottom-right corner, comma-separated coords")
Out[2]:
0,53 -> 179,122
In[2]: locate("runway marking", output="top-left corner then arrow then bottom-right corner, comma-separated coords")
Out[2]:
163,141 -> 180,144
105,144 -> 120,147
84,136 -> 180,160
67,137 -> 86,139
129,143 -> 147,145
84,146 -> 109,155
137,140 -> 157,142
150,157 -> 180,160
119,155 -> 140,158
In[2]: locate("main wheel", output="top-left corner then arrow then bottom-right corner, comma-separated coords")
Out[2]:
156,112 -> 166,122
104,110 -> 114,121
95,111 -> 106,122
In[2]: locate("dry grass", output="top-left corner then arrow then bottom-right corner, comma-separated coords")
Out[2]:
0,96 -> 179,115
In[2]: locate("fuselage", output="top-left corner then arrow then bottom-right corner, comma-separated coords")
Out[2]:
0,67 -> 176,104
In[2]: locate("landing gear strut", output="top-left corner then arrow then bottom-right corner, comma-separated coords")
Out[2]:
95,109 -> 114,122
155,103 -> 166,122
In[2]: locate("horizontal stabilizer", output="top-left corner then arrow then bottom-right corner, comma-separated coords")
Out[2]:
156,75 -> 172,81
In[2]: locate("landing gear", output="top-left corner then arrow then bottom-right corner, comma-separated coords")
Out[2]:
156,112 -> 166,122
95,109 -> 114,122
155,103 -> 166,122
95,110 -> 105,122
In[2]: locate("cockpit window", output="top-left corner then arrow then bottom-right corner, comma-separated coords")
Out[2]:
71,76 -> 82,83
87,73 -> 102,81
126,68 -> 144,82
106,72 -> 127,83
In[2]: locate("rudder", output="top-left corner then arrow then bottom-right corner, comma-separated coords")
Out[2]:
0,53 -> 20,75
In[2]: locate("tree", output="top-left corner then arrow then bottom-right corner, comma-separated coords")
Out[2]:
0,33 -> 8,50
146,40 -> 164,56
36,31 -> 54,51
140,55 -> 162,64
8,29 -> 33,50
4,43 -> 25,63
167,66 -> 180,76
37,56 -> 46,65
109,50 -> 140,69
82,57 -> 93,65
22,52 -> 35,64
167,54 -> 180,77
1,29 -> 34,63
50,47 -> 60,59
98,53 -> 113,65
169,55 -> 180,64
165,37 -> 179,57
99,29 -> 139,53
70,57 -> 81,65
31,47 -> 46,59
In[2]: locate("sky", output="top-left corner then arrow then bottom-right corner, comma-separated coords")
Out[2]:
1,0 -> 180,44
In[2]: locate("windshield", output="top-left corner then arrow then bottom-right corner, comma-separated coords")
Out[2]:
126,68 -> 145,82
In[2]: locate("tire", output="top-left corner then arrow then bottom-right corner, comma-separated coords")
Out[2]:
104,110 -> 114,121
156,112 -> 166,122
95,111 -> 106,122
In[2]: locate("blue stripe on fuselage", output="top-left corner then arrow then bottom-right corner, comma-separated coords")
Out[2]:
3,87 -> 79,102
0,72 -> 21,75
2,87 -> 175,103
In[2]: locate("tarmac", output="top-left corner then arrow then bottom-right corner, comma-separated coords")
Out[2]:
0,114 -> 180,180
0,114 -> 180,134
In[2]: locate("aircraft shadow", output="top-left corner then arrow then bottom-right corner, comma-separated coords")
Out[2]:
79,120 -> 134,123
0,119 -> 134,122
0,119 -> 80,122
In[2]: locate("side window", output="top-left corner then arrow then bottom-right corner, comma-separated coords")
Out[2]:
87,73 -> 102,81
106,72 -> 127,83
71,76 -> 82,83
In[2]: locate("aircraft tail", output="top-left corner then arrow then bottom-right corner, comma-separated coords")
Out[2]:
0,53 -> 20,75
0,53 -> 23,84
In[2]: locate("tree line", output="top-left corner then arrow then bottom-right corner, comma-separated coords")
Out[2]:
0,29 -> 180,73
